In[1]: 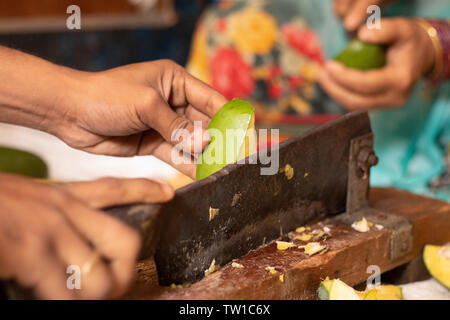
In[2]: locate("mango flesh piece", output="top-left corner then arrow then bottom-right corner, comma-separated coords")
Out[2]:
317,279 -> 361,300
196,99 -> 255,180
363,285 -> 403,300
423,244 -> 450,289
317,279 -> 334,300
317,278 -> 403,300
0,146 -> 48,179
334,39 -> 386,70
329,279 -> 361,300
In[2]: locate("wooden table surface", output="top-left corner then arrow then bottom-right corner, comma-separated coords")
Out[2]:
0,0 -> 176,33
122,187 -> 450,300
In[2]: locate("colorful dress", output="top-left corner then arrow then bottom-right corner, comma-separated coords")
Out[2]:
187,0 -> 450,201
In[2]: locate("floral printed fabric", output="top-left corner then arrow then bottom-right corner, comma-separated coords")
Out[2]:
187,0 -> 343,123
189,0 -> 450,201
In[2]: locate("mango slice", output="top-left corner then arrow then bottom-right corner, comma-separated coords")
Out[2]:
196,99 -> 256,180
363,285 -> 403,300
276,241 -> 296,251
318,278 -> 403,300
317,278 -> 334,300
423,244 -> 450,289
318,279 -> 361,300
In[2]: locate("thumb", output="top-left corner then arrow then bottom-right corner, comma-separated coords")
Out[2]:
358,18 -> 403,44
62,177 -> 174,208
139,92 -> 210,155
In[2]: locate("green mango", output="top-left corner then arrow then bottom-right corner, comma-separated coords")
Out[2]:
196,99 -> 255,180
317,279 -> 361,300
423,244 -> 450,289
334,39 -> 386,70
0,146 -> 48,178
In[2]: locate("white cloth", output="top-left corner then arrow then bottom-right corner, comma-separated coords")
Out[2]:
401,278 -> 450,300
0,123 -> 177,182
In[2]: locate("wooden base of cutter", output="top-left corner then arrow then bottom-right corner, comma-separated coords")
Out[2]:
123,187 -> 450,300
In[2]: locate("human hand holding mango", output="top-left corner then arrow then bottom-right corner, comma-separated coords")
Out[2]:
0,46 -> 227,179
0,173 -> 174,299
318,18 -> 436,110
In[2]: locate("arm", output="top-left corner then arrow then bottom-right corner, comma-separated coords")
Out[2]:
0,46 -> 227,178
318,18 -> 439,110
0,46 -> 80,135
333,0 -> 395,31
0,47 -> 227,299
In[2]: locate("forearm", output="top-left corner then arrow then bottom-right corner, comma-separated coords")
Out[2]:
0,46 -> 82,136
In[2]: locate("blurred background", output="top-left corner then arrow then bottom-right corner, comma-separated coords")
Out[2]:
0,0 -> 341,184
0,0 -> 212,183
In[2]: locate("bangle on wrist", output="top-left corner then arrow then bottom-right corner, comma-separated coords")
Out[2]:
415,18 -> 450,84
415,18 -> 443,81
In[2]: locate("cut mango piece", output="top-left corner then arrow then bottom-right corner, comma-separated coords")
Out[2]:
423,244 -> 450,289
363,285 -> 403,300
276,241 -> 296,251
295,226 -> 306,233
204,259 -> 219,276
265,266 -> 279,275
318,279 -> 361,300
209,207 -> 220,221
196,99 -> 256,180
317,278 -> 333,300
318,278 -> 403,300
300,242 -> 326,256
351,217 -> 373,233
231,262 -> 244,269
294,233 -> 313,242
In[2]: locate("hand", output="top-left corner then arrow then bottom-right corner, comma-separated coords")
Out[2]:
0,173 -> 174,299
57,60 -> 227,179
0,48 -> 227,179
318,18 -> 435,110
334,0 -> 395,31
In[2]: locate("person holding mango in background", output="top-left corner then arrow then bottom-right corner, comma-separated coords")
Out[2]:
187,0 -> 450,200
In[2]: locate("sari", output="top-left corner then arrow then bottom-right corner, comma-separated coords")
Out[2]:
187,0 -> 450,200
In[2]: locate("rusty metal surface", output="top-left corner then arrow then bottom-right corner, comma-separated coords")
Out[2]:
346,133 -> 376,214
344,133 -> 411,261
121,188 -> 449,300
106,203 -> 162,260
150,111 -> 372,285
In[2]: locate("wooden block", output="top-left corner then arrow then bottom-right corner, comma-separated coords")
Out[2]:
123,187 -> 450,300
0,0 -> 176,33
